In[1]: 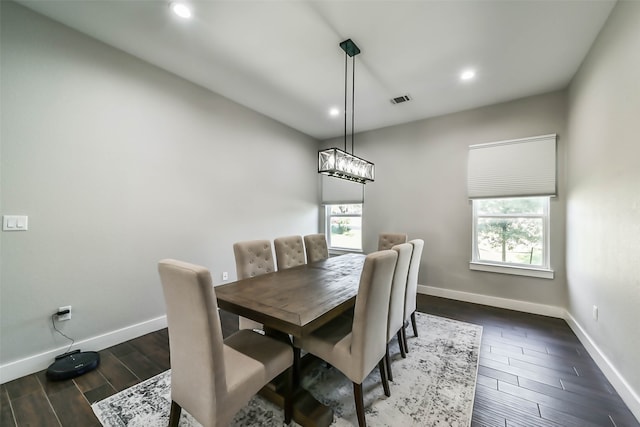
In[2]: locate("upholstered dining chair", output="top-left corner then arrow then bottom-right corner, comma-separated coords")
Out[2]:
378,232 -> 408,250
294,250 -> 398,427
303,233 -> 329,263
340,243 -> 412,384
158,259 -> 293,427
274,235 -> 306,270
233,240 -> 276,330
385,243 -> 413,381
402,239 -> 424,353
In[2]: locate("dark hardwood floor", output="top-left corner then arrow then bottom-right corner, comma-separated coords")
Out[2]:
1,295 -> 638,426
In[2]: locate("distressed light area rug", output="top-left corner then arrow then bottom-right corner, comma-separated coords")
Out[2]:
93,313 -> 482,427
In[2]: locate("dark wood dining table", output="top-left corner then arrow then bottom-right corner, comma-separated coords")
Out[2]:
215,253 -> 365,338
215,253 -> 366,427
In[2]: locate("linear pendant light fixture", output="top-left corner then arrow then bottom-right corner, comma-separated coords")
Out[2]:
318,39 -> 375,184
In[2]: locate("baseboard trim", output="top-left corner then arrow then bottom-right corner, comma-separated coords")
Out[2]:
417,285 -> 640,422
4,290 -> 639,421
417,285 -> 565,318
563,312 -> 640,422
0,315 -> 167,384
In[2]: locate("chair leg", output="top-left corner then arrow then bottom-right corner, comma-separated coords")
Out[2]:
284,366 -> 293,425
385,344 -> 393,382
397,330 -> 407,359
378,358 -> 391,397
402,324 -> 409,353
353,382 -> 367,427
168,401 -> 181,427
411,312 -> 418,337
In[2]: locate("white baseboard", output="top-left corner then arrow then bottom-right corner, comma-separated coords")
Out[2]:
4,289 -> 639,422
0,315 -> 167,384
564,312 -> 640,422
418,285 -> 640,422
417,285 -> 565,318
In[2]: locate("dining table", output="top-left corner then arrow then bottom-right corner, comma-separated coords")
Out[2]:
215,252 -> 366,427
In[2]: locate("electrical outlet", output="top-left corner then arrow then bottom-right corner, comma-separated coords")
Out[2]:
57,305 -> 72,321
592,305 -> 598,321
222,272 -> 229,281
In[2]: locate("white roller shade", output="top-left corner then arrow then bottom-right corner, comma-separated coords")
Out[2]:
468,134 -> 557,199
321,175 -> 364,204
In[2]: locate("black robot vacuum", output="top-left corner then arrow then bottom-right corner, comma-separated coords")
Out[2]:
46,349 -> 100,381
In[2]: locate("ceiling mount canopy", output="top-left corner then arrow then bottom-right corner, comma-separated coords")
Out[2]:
318,39 -> 375,184
339,38 -> 361,57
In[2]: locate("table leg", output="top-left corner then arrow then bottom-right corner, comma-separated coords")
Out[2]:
259,368 -> 333,426
260,328 -> 334,427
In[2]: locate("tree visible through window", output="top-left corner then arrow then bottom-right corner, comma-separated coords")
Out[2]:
473,197 -> 549,267
326,204 -> 362,251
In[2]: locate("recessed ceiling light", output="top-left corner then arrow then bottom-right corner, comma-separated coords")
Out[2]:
460,69 -> 476,81
329,107 -> 340,117
170,2 -> 192,19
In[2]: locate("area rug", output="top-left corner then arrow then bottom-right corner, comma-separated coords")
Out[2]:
92,313 -> 482,426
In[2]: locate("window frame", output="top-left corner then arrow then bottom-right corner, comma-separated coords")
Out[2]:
324,203 -> 363,253
470,196 -> 554,279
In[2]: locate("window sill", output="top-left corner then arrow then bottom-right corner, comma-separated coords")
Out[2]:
469,262 -> 554,279
329,248 -> 363,256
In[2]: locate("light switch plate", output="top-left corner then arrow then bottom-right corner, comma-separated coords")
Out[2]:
3,215 -> 28,231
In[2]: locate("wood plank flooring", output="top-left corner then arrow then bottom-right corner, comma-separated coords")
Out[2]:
1,295 -> 638,426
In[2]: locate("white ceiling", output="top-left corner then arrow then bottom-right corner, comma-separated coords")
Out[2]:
18,0 -> 616,140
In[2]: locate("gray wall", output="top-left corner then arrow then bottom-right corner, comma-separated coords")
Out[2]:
323,91 -> 568,307
3,0 -> 638,408
566,0 -> 640,404
0,2 -> 318,366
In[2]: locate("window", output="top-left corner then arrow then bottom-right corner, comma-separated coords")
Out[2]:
467,134 -> 557,279
471,197 -> 553,278
325,204 -> 362,252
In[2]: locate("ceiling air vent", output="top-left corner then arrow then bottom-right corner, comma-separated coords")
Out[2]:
391,94 -> 411,105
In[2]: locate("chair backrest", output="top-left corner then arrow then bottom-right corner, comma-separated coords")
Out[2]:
388,243 -> 413,340
350,250 -> 398,381
378,233 -> 408,250
304,234 -> 329,263
274,235 -> 306,270
404,239 -> 424,321
158,259 -> 226,423
233,240 -> 275,279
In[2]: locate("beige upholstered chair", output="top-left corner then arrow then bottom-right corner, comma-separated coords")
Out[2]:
402,239 -> 424,352
274,235 -> 306,270
378,233 -> 408,250
158,259 -> 293,427
233,240 -> 276,330
294,250 -> 398,427
341,244 -> 412,384
384,243 -> 413,381
303,233 -> 329,263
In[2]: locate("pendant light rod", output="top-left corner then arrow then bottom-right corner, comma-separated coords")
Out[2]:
344,48 -> 348,152
351,54 -> 355,155
339,39 -> 360,155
